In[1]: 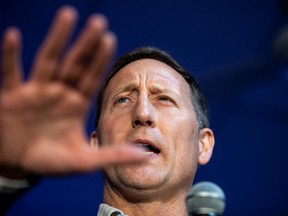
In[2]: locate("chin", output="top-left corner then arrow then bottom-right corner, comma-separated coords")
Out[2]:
123,177 -> 165,190
106,165 -> 168,189
124,169 -> 167,188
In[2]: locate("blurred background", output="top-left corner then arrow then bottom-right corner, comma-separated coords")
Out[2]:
1,0 -> 288,215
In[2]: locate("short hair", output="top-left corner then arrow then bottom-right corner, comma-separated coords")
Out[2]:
95,46 -> 209,129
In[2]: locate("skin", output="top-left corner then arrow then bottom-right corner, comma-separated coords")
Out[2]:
91,59 -> 215,216
0,6 -> 214,215
0,6 -> 145,176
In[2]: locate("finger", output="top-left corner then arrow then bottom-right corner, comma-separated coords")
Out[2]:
68,145 -> 146,172
77,31 -> 117,99
1,28 -> 22,90
25,145 -> 146,174
58,15 -> 107,84
31,6 -> 78,82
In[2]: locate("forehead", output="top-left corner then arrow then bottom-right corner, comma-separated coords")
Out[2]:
104,59 -> 191,95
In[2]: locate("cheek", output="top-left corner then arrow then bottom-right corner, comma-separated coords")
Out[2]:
174,125 -> 199,180
98,112 -> 131,144
165,115 -> 199,161
164,113 -> 197,144
164,118 -> 199,184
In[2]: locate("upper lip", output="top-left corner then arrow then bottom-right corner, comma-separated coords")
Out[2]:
132,139 -> 160,153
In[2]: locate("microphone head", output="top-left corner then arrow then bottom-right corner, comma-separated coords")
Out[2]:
186,181 -> 226,215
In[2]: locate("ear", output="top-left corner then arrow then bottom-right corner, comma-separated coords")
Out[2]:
198,128 -> 215,165
90,131 -> 99,149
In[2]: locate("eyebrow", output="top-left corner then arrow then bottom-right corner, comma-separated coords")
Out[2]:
150,83 -> 182,97
150,85 -> 169,94
111,83 -> 180,99
111,83 -> 138,98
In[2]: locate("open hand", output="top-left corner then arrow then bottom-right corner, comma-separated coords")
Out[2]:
0,6 -> 144,175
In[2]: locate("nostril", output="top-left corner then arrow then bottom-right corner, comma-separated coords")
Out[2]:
146,120 -> 153,126
134,120 -> 141,126
133,120 -> 154,127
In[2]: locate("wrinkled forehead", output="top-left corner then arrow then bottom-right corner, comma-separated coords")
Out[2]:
103,59 -> 192,97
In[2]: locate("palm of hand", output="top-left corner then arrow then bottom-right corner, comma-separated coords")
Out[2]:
0,7 -> 144,175
1,82 -> 90,173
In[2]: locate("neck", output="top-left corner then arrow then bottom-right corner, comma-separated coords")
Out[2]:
103,181 -> 189,216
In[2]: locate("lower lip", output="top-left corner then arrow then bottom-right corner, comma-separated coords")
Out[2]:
144,151 -> 159,158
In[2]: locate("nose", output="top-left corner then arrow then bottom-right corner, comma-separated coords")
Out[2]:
132,95 -> 156,128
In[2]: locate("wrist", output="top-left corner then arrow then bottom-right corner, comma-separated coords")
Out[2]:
0,165 -> 30,179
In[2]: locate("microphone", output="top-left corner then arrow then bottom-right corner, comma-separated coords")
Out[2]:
186,181 -> 226,216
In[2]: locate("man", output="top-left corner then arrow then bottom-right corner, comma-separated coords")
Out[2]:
0,6 -> 214,216
93,46 -> 215,216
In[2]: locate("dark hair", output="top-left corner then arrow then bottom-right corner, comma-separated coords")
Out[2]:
95,46 -> 209,129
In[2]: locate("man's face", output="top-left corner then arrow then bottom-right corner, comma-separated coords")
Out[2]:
97,59 -> 202,196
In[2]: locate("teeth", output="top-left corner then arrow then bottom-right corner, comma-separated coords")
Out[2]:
144,151 -> 154,155
135,143 -> 149,146
135,143 -> 150,149
135,143 -> 153,153
134,142 -> 159,154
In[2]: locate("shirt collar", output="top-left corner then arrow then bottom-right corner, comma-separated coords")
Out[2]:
98,203 -> 126,216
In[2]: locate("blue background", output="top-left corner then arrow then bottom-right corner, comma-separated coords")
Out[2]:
1,0 -> 288,215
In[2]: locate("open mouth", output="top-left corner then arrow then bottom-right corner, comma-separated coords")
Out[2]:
133,140 -> 160,155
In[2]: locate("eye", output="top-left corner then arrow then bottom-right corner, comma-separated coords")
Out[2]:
115,97 -> 129,104
159,97 -> 172,103
157,96 -> 177,107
